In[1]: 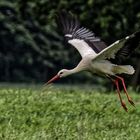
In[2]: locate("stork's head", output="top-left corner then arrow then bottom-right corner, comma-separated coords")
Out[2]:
58,69 -> 70,77
46,69 -> 70,85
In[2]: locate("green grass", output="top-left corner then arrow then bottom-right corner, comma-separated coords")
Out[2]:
0,85 -> 140,140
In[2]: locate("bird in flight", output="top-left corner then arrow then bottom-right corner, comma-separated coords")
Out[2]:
47,11 -> 140,111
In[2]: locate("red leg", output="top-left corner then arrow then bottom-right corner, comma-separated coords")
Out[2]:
114,79 -> 128,112
115,76 -> 135,107
106,75 -> 128,111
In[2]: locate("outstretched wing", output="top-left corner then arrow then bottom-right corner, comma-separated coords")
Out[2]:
57,11 -> 107,58
94,30 -> 140,63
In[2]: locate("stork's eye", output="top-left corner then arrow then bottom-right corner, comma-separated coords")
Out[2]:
59,72 -> 63,75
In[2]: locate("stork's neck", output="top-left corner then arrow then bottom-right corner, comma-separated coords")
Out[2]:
68,59 -> 90,75
68,67 -> 82,75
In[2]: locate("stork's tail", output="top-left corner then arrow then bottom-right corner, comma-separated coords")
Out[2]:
114,65 -> 135,75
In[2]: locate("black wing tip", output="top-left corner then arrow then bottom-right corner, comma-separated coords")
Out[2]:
56,10 -> 80,34
57,10 -> 77,25
57,10 -> 74,18
56,10 -> 73,23
111,29 -> 140,64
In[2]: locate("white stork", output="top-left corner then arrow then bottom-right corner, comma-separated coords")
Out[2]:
46,11 -> 140,111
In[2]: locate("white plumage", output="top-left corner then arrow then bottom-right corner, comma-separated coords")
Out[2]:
68,39 -> 97,58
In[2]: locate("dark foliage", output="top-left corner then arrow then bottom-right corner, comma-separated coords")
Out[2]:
0,0 -> 140,87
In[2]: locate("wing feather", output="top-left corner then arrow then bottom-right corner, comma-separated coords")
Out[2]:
93,30 -> 140,63
57,11 -> 107,57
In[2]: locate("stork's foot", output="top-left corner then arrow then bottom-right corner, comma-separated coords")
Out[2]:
121,101 -> 128,112
128,98 -> 135,107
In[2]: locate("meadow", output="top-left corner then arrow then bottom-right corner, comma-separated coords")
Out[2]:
0,84 -> 140,140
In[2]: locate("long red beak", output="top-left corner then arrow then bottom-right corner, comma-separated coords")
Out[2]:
46,75 -> 60,85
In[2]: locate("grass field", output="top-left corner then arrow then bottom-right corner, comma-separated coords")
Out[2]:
0,84 -> 140,140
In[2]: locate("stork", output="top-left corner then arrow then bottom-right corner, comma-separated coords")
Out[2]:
46,11 -> 140,111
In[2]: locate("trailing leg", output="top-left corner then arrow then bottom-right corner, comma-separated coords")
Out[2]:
107,75 -> 128,111
114,79 -> 128,111
115,76 -> 135,107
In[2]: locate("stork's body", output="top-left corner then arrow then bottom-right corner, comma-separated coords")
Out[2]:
47,11 -> 140,111
65,58 -> 134,77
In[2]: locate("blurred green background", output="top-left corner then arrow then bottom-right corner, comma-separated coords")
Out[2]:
0,0 -> 140,88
